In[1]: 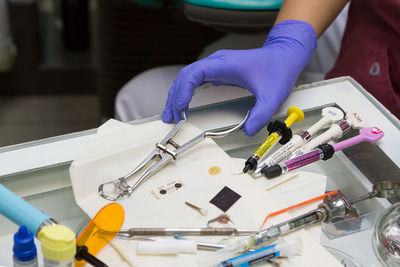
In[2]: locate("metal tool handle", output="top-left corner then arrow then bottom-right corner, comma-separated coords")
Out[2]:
123,228 -> 252,236
350,181 -> 400,205
125,117 -> 187,180
98,177 -> 132,201
204,111 -> 249,138
350,192 -> 375,205
173,111 -> 249,157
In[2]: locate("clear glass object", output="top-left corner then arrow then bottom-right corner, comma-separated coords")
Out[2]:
373,202 -> 400,266
323,212 -> 375,239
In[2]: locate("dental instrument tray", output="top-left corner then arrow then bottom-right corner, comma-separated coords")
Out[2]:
1,77 -> 400,267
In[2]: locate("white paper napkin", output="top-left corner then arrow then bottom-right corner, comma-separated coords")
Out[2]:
70,119 -> 341,267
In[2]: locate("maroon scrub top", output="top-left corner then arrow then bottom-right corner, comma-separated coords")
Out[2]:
326,0 -> 400,118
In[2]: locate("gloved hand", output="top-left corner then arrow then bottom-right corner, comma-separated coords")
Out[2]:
162,20 -> 317,136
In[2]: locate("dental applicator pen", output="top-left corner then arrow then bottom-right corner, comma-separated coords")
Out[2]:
243,107 -> 304,173
290,111 -> 365,159
262,127 -> 384,179
254,107 -> 344,175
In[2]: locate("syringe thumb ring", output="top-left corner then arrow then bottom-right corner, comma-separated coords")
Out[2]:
267,120 -> 292,144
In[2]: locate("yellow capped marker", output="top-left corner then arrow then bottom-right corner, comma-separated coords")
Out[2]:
243,106 -> 304,173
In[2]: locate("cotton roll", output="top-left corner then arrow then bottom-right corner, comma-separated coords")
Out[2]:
137,240 -> 179,255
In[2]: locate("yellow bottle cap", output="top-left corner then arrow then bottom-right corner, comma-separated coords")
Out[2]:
38,224 -> 76,262
284,106 -> 304,127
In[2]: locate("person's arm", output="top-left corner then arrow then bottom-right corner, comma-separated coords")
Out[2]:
162,0 -> 350,136
275,0 -> 349,37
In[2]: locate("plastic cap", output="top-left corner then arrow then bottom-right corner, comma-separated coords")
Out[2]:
345,111 -> 365,129
263,165 -> 282,178
38,224 -> 76,262
13,225 -> 37,262
321,107 -> 344,122
285,106 -> 304,126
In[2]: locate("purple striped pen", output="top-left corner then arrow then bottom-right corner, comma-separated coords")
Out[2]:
262,127 -> 384,179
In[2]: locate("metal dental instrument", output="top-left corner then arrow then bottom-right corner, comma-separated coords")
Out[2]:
116,228 -> 257,238
130,236 -> 227,251
173,234 -> 228,251
350,181 -> 400,205
98,111 -> 250,201
254,107 -> 344,175
290,110 -> 365,159
207,214 -> 234,227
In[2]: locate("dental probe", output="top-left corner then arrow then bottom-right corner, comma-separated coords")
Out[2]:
243,107 -> 304,173
117,228 -> 258,237
254,107 -> 344,175
130,236 -> 227,252
262,127 -> 384,179
289,110 -> 365,159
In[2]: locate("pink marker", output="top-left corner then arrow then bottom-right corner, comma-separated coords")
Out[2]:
262,127 -> 384,179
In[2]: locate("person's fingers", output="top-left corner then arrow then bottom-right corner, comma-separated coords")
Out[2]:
243,96 -> 280,136
162,107 -> 173,123
175,58 -> 228,111
162,81 -> 176,123
172,102 -> 184,122
166,50 -> 232,123
175,66 -> 204,111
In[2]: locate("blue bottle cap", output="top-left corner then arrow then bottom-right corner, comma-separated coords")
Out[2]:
13,225 -> 37,262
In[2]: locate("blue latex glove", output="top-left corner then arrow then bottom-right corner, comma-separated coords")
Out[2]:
162,20 -> 317,136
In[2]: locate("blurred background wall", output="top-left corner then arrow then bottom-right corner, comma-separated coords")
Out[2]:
0,0 -> 222,146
